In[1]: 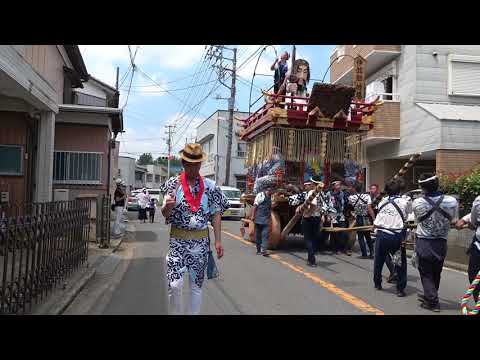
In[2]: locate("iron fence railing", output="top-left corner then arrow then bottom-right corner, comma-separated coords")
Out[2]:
0,199 -> 90,314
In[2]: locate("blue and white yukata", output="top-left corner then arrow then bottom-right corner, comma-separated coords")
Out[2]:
160,175 -> 229,315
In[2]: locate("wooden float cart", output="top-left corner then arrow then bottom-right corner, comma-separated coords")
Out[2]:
238,81 -> 383,249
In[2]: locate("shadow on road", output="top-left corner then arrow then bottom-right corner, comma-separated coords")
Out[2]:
130,231 -> 158,243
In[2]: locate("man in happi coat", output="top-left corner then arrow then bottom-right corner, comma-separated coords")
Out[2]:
160,143 -> 229,315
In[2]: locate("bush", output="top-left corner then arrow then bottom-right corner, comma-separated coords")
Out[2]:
439,169 -> 480,216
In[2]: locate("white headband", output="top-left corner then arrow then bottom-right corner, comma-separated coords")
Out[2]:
418,175 -> 437,184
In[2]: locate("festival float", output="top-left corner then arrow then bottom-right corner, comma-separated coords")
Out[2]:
239,48 -> 384,249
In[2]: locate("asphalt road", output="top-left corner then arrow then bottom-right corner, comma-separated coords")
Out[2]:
68,212 -> 474,315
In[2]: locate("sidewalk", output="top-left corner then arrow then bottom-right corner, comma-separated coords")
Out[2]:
31,223 -> 134,315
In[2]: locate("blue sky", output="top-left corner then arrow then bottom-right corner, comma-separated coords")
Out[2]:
79,45 -> 336,159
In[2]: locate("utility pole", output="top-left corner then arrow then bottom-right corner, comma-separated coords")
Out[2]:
207,45 -> 237,186
165,125 -> 175,178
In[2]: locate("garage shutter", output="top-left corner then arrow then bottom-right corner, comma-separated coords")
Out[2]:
451,61 -> 480,96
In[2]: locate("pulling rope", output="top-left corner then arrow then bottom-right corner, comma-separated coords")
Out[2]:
461,269 -> 480,315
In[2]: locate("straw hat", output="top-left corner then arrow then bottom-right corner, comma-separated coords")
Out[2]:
115,178 -> 123,185
179,143 -> 207,163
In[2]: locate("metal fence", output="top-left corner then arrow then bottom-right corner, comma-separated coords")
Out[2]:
0,200 -> 90,314
96,195 -> 111,248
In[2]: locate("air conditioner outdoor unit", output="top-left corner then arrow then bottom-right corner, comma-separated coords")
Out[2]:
54,189 -> 69,202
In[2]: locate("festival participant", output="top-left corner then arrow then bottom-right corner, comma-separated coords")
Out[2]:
370,183 -> 396,282
330,181 -> 349,255
373,179 -> 412,297
160,143 -> 229,315
412,173 -> 458,312
348,182 -> 376,258
456,196 -> 480,303
289,176 -> 324,266
271,51 -> 289,95
251,187 -> 273,257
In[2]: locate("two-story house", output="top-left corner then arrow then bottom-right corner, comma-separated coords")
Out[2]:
0,45 -> 89,205
53,75 -> 123,202
195,110 -> 249,192
331,45 -> 480,189
0,45 -> 123,207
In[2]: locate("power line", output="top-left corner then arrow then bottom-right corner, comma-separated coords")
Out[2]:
125,68 -> 212,88
120,79 -> 218,93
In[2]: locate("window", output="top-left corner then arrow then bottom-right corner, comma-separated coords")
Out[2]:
53,151 -> 102,184
0,145 -> 22,175
222,189 -> 241,199
448,54 -> 480,97
236,175 -> 246,193
155,175 -> 161,183
146,174 -> 153,182
237,142 -> 247,158
135,172 -> 144,181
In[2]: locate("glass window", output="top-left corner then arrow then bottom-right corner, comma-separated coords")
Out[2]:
155,175 -> 161,183
53,151 -> 102,184
237,142 -> 247,158
147,174 -> 153,182
222,189 -> 241,199
0,145 -> 22,175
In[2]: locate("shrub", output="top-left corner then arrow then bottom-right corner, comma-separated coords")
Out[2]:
439,169 -> 480,216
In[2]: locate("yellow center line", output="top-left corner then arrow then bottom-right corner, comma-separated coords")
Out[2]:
221,229 -> 385,315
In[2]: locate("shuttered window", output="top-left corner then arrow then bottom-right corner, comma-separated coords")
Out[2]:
449,55 -> 480,96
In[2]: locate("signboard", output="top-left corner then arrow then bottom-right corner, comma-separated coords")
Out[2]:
353,55 -> 366,100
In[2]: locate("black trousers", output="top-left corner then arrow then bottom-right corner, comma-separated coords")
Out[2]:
468,241 -> 480,303
373,230 -> 407,291
148,209 -> 155,223
416,237 -> 447,306
303,217 -> 319,264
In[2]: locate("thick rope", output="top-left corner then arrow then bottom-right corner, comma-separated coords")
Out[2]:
461,268 -> 480,315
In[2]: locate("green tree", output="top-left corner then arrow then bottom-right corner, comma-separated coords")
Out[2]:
137,153 -> 154,165
155,156 -> 182,167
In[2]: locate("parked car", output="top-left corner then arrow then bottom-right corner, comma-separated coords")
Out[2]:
220,186 -> 245,219
127,189 -> 142,211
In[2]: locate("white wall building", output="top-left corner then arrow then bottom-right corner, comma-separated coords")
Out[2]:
196,110 -> 249,192
146,164 -> 167,188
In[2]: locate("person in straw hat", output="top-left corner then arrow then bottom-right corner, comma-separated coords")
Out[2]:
112,178 -> 126,237
160,143 -> 229,315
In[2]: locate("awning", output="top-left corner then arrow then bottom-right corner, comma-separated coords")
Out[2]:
197,133 -> 214,144
416,102 -> 480,122
58,104 -> 123,134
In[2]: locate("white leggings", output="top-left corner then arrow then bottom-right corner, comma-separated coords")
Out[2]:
168,275 -> 202,315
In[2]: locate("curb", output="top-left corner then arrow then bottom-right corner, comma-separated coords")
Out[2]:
48,268 -> 97,315
34,225 -> 135,315
404,249 -> 468,273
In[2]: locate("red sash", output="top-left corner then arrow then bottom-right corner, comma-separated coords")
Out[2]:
180,172 -> 204,212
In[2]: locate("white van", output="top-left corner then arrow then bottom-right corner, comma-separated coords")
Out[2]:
220,186 -> 245,219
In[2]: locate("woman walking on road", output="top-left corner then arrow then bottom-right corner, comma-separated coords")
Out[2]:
113,179 -> 126,237
137,188 -> 150,223
160,143 -> 229,315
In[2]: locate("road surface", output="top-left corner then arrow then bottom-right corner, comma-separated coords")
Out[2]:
66,212 -> 472,315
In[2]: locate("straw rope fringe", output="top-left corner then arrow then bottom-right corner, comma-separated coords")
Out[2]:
246,128 -> 367,166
